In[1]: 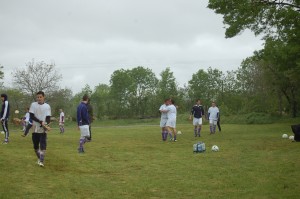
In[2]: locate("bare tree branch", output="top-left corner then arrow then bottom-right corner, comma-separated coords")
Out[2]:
12,60 -> 62,99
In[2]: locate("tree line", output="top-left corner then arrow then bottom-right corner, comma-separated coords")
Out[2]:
0,60 -> 298,121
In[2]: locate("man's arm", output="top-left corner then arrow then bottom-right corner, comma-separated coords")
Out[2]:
30,112 -> 42,125
1,101 -> 9,120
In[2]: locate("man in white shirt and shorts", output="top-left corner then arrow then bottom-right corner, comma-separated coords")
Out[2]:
29,91 -> 51,167
208,101 -> 219,134
159,99 -> 169,141
161,99 -> 177,142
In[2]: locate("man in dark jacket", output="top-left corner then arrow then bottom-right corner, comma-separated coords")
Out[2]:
1,94 -> 10,144
86,98 -> 94,141
77,94 -> 90,153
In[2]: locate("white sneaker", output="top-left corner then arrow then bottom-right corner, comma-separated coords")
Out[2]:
38,161 -> 44,167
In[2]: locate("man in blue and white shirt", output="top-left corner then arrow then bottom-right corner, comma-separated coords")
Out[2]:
77,94 -> 90,153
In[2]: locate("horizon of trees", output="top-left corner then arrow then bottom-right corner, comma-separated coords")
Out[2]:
0,62 -> 298,121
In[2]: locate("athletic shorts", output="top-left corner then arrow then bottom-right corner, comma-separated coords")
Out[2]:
79,125 -> 90,139
32,133 -> 47,150
209,120 -> 217,125
160,118 -> 168,128
193,117 -> 203,126
166,119 -> 176,128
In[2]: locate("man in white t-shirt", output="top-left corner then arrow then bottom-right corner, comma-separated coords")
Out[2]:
29,91 -> 51,167
159,99 -> 169,141
208,101 -> 219,134
161,99 -> 177,142
59,109 -> 65,134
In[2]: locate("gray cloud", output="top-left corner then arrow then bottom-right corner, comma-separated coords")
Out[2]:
0,0 -> 263,93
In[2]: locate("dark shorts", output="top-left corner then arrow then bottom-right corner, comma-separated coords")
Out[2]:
32,133 -> 47,150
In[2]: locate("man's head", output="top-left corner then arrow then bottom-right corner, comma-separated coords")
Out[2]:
164,98 -> 170,105
170,99 -> 175,105
196,99 -> 201,105
1,93 -> 7,102
36,91 -> 45,104
211,101 -> 216,107
82,94 -> 89,103
59,109 -> 63,112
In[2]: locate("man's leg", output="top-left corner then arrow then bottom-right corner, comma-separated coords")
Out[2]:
2,120 -> 9,143
217,120 -> 221,132
32,133 -> 40,160
173,128 -> 177,141
39,133 -> 47,166
194,126 -> 197,137
209,120 -> 213,134
197,125 -> 202,137
23,123 -> 32,137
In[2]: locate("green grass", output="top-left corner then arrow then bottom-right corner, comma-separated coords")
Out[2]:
0,121 -> 299,199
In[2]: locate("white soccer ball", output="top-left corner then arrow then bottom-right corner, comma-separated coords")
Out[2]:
0,131 -> 4,134
15,110 -> 19,114
289,135 -> 294,140
177,131 -> 182,135
282,134 -> 288,139
211,145 -> 219,152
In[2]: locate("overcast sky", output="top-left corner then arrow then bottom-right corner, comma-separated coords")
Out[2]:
0,0 -> 264,94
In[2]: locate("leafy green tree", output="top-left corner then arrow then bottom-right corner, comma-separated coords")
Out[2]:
47,88 -> 73,119
208,0 -> 300,39
129,67 -> 158,117
261,38 -> 300,116
235,54 -> 275,113
110,67 -> 158,118
208,0 -> 300,116
109,69 -> 134,118
157,67 -> 178,100
91,84 -> 111,119
188,67 -> 223,107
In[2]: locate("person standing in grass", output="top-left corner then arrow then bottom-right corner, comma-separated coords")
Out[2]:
22,107 -> 33,137
59,109 -> 65,134
86,99 -> 93,141
1,93 -> 10,144
217,105 -> 221,132
189,99 -> 205,137
77,94 -> 90,153
29,91 -> 51,167
161,99 -> 177,142
159,98 -> 169,141
208,101 -> 219,134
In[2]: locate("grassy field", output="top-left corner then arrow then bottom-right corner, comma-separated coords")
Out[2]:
0,120 -> 299,199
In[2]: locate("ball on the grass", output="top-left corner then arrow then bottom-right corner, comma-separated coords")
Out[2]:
0,131 -> 4,134
211,145 -> 219,152
282,134 -> 288,139
177,131 -> 182,135
15,110 -> 19,114
289,135 -> 294,140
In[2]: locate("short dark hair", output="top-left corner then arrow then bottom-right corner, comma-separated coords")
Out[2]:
82,94 -> 89,101
36,91 -> 45,96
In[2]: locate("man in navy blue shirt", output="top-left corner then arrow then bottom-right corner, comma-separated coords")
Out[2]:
77,94 -> 90,153
189,99 -> 205,137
